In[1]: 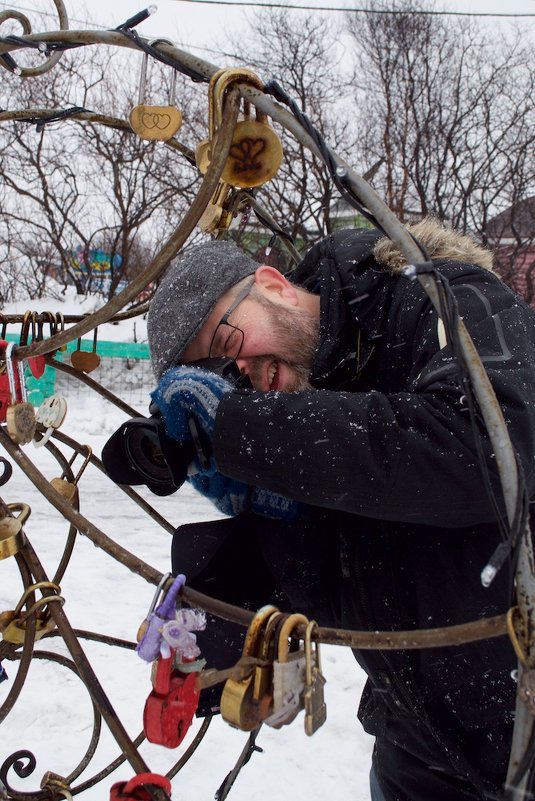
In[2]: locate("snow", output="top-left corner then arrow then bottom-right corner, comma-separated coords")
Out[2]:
0,291 -> 374,800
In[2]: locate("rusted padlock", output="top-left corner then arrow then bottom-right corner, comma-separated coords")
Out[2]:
70,329 -> 100,373
143,649 -> 200,748
220,604 -> 279,731
110,773 -> 171,801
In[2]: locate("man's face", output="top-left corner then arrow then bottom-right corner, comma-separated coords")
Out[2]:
182,269 -> 320,392
236,289 -> 319,391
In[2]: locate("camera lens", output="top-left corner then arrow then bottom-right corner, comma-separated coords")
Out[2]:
124,425 -> 172,486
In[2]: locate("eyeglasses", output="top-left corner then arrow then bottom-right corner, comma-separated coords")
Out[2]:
208,279 -> 255,360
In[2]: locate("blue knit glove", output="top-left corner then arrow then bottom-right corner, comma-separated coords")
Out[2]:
189,471 -> 302,521
152,366 -> 302,521
151,365 -> 231,475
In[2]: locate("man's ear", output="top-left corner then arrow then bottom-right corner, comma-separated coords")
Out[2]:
254,265 -> 299,306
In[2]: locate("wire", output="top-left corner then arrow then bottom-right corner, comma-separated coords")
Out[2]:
170,0 -> 535,16
264,79 -> 389,236
2,0 -> 535,21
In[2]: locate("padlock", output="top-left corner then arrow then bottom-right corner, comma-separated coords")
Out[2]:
1,580 -> 62,643
221,100 -> 283,189
33,395 -> 68,448
70,329 -> 100,373
136,572 -> 172,644
40,772 -> 73,801
220,604 -> 279,731
50,446 -> 92,505
129,42 -> 182,142
304,620 -> 327,736
196,68 -> 282,189
20,311 -> 46,379
198,181 -> 237,235
54,312 -> 68,353
195,67 -> 228,174
3,342 -> 36,444
250,609 -> 286,718
143,648 -> 200,748
110,773 -> 171,801
265,613 -> 308,729
0,502 -> 29,560
0,502 -> 30,559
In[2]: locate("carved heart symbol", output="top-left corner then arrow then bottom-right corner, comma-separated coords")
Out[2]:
229,137 -> 266,172
142,113 -> 171,130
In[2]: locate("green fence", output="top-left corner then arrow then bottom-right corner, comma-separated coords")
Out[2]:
5,335 -> 150,406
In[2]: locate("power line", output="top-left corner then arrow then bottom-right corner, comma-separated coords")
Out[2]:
172,0 -> 535,16
2,0 -> 535,20
0,2 -> 237,58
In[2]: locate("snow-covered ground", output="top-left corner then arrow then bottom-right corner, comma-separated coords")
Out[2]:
0,291 -> 374,801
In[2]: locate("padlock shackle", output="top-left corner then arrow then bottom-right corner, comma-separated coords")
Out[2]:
277,613 -> 309,662
305,619 -> 321,683
5,342 -> 27,403
137,42 -> 178,107
60,444 -> 92,484
243,604 -> 278,656
12,580 -> 60,618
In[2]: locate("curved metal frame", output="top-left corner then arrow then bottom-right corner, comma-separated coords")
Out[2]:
0,8 -> 533,799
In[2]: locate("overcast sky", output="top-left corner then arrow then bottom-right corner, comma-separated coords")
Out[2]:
9,0 -> 535,64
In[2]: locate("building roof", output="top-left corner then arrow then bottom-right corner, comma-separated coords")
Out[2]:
485,196 -> 535,241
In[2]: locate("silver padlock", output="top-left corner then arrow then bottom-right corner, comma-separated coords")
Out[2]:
33,395 -> 67,448
265,613 -> 308,729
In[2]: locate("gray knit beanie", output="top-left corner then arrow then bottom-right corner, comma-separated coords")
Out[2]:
148,240 -> 259,380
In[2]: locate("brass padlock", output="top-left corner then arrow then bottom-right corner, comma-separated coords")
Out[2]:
195,67 -> 227,175
2,610 -> 57,644
129,41 -> 182,142
304,620 -> 327,736
221,100 -> 283,189
4,342 -> 36,445
50,446 -> 92,506
250,610 -> 286,716
198,181 -> 238,235
196,68 -> 282,189
220,604 -> 279,731
0,502 -> 30,560
1,580 -> 62,644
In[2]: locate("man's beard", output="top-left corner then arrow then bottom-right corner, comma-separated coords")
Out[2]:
247,290 -> 320,392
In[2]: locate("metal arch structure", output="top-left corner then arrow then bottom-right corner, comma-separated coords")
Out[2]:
0,3 -> 533,799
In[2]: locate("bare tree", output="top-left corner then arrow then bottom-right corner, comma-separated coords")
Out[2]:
0,44 -> 204,301
225,11 -> 358,256
346,0 -> 535,300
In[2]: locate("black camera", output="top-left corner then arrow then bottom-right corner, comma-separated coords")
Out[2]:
101,358 -> 251,496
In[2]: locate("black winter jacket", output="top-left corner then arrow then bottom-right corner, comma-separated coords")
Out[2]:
206,228 -> 535,800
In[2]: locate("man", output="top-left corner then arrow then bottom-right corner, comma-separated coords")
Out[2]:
147,221 -> 535,801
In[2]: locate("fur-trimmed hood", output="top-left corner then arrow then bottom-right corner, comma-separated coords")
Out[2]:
373,217 -> 494,274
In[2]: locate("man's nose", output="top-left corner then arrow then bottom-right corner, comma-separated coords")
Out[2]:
235,357 -> 249,374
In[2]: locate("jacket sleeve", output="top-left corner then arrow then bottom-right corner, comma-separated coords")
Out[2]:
212,268 -> 535,528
